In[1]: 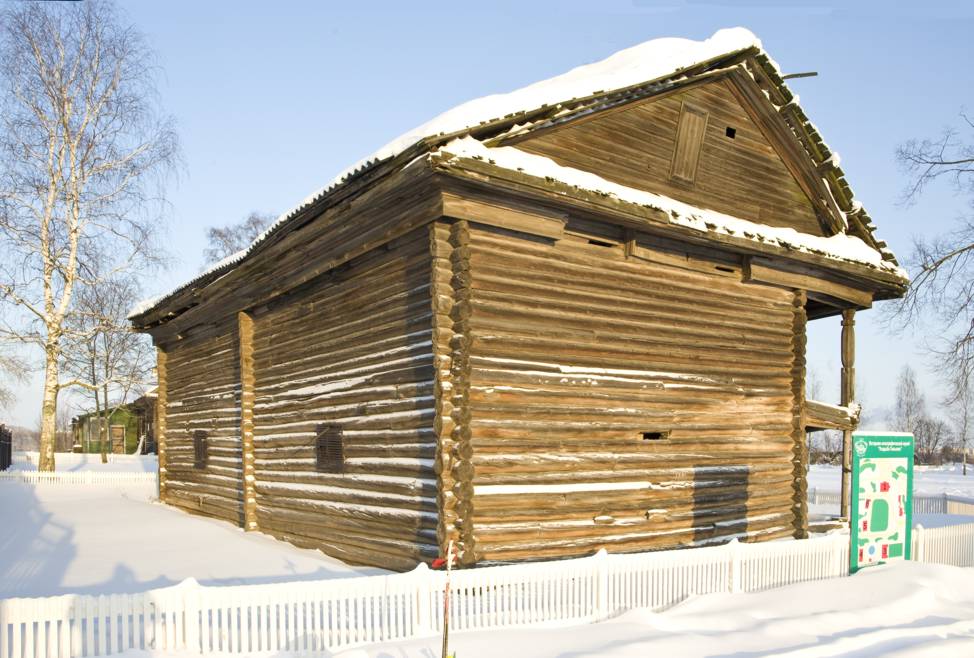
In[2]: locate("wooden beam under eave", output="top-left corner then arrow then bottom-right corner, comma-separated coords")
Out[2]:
742,257 -> 874,309
432,160 -> 908,297
805,399 -> 860,432
442,191 -> 567,240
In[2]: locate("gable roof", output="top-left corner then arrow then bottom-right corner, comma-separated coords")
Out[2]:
130,28 -> 904,322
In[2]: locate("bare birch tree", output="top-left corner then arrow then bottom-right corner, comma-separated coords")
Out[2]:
202,211 -> 274,264
61,273 -> 153,462
890,365 -> 926,436
885,111 -> 974,397
0,0 -> 177,470
945,373 -> 973,474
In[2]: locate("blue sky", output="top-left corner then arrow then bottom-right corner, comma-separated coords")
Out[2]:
7,0 -> 974,426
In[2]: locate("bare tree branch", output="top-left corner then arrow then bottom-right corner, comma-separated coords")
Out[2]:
885,109 -> 974,401
0,0 -> 178,470
202,211 -> 274,265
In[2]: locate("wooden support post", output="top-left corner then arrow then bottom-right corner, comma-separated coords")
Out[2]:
791,290 -> 809,538
238,311 -> 258,531
156,348 -> 168,502
840,309 -> 856,520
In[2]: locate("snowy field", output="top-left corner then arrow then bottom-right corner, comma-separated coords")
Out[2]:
809,463 -> 974,528
8,452 -> 158,473
810,463 -> 974,497
3,461 -> 974,657
99,561 -> 974,658
0,483 -> 381,599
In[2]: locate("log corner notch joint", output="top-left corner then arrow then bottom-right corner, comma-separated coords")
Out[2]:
130,29 -> 907,570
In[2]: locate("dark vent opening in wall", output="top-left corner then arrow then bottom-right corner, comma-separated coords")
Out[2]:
588,238 -> 615,248
193,430 -> 208,469
715,265 -> 736,273
316,424 -> 345,474
642,431 -> 669,441
725,126 -> 737,139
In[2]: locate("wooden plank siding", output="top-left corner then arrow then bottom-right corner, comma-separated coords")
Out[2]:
452,220 -> 803,563
516,78 -> 826,237
162,323 -> 244,524
249,227 -> 439,570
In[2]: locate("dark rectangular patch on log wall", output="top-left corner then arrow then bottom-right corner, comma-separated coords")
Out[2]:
193,430 -> 208,469
315,424 -> 344,474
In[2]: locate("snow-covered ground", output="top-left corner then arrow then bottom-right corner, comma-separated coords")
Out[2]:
810,463 -> 974,497
0,470 -> 971,656
106,561 -> 974,658
8,453 -> 158,473
809,463 -> 974,527
0,483 -> 381,598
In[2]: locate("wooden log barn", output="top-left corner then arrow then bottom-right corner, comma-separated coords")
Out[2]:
130,29 -> 908,570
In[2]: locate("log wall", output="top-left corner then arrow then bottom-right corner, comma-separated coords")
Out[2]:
161,322 -> 244,524
250,227 -> 438,570
455,221 -> 803,563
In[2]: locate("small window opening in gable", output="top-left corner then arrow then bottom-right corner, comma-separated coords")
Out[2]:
670,102 -> 709,185
315,423 -> 345,474
587,238 -> 615,248
193,430 -> 208,469
725,126 -> 737,139
642,431 -> 669,441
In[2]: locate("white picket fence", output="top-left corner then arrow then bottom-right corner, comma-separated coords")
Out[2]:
3,524 -> 973,658
2,452 -> 158,496
11,452 -> 154,468
808,488 -> 974,516
0,470 -> 157,490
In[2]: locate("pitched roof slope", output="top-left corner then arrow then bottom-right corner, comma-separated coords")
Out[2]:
131,28 -> 901,320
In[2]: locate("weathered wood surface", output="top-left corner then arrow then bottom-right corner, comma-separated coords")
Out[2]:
162,323 -> 244,525
250,227 -> 438,568
790,290 -> 808,538
429,220 -> 459,556
517,77 -> 827,237
155,348 -> 168,502
805,399 -> 859,432
447,221 -> 800,563
238,311 -> 258,530
840,309 -> 856,519
433,157 -> 907,300
136,159 -> 441,341
133,49 -> 905,571
744,257 -> 873,309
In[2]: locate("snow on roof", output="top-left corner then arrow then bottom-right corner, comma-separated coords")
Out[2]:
130,28 -> 762,320
437,137 -> 906,277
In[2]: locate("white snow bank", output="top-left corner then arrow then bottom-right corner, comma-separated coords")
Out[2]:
112,561 -> 974,657
0,484 -> 381,598
439,136 -> 903,276
345,561 -> 974,658
130,28 -> 762,318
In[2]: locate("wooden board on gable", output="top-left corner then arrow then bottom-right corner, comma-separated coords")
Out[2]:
510,76 -> 836,239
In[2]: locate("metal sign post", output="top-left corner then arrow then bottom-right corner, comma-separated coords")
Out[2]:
849,431 -> 914,573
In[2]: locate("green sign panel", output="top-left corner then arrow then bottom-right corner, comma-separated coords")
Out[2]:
850,431 -> 914,573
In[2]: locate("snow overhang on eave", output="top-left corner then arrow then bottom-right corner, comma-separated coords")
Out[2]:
431,136 -> 909,295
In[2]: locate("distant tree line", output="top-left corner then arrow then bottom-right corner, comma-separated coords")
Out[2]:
808,364 -> 971,471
